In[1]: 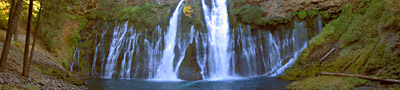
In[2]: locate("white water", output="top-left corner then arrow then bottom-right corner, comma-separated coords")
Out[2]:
143,26 -> 163,79
153,0 -> 185,80
69,0 -> 324,81
119,30 -> 140,79
174,26 -> 195,75
236,25 -> 258,76
265,21 -> 309,76
103,21 -> 129,78
201,0 -> 233,80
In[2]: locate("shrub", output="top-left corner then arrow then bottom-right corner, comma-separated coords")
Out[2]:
113,3 -> 159,29
233,4 -> 265,25
0,1 -> 9,29
298,11 -> 307,19
70,30 -> 80,46
183,1 -> 193,18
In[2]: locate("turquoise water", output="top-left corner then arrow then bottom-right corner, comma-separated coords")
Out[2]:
88,76 -> 290,90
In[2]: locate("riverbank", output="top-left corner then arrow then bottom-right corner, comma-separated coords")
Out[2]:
0,30 -> 86,89
280,0 -> 400,89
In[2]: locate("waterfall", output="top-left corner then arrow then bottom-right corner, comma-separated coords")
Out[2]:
118,30 -> 139,79
174,26 -> 195,76
153,0 -> 185,80
69,0 -> 325,80
70,39 -> 81,72
143,26 -> 163,79
236,25 -> 259,76
91,28 -> 107,76
265,21 -> 309,76
103,21 -> 130,78
201,0 -> 234,80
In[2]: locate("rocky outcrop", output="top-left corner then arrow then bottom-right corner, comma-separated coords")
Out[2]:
242,0 -> 346,19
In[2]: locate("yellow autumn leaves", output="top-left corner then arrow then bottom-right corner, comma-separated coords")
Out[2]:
183,0 -> 193,18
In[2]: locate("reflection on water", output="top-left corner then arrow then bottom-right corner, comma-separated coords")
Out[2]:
88,76 -> 290,90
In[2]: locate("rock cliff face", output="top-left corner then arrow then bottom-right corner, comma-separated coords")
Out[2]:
240,0 -> 345,19
104,0 -> 346,19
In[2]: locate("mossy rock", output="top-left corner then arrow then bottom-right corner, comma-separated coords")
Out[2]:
286,76 -> 369,90
281,0 -> 400,83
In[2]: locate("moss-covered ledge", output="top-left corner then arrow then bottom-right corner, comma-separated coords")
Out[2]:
228,0 -> 338,30
279,0 -> 400,89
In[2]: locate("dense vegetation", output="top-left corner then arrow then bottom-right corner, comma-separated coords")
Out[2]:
228,1 -> 336,29
280,0 -> 400,89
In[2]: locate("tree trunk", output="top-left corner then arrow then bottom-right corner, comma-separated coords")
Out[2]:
27,0 -> 43,76
11,0 -> 19,42
22,0 -> 34,77
14,23 -> 19,42
0,0 -> 23,69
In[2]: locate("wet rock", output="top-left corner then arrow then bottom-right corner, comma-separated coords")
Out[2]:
0,78 -> 4,84
15,79 -> 20,83
83,81 -> 88,85
3,79 -> 8,84
40,86 -> 46,90
9,78 -> 14,82
243,0 -> 346,20
80,86 -> 87,90
28,78 -> 33,82
56,81 -> 62,87
178,56 -> 202,81
39,82 -> 46,86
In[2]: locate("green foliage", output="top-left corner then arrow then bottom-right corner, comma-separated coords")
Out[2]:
286,76 -> 369,90
298,11 -> 307,19
78,18 -> 88,31
0,84 -> 19,90
112,3 -> 159,29
281,0 -> 400,84
36,0 -> 71,52
230,4 -> 333,28
34,65 -> 83,85
292,10 -> 331,19
26,84 -> 40,90
320,11 -> 330,18
86,0 -> 114,20
62,61 -> 68,69
232,4 -> 265,25
0,1 -> 9,29
13,41 -> 22,47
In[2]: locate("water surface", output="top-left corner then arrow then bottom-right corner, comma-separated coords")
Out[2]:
88,76 -> 291,90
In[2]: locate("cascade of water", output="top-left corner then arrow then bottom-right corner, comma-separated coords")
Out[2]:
236,26 -> 259,76
103,21 -> 129,78
316,14 -> 323,33
264,31 -> 281,73
201,0 -> 233,80
119,29 -> 140,79
92,28 -> 107,76
195,31 -> 208,79
70,39 -> 82,72
144,26 -> 163,79
153,0 -> 185,80
69,1 -> 325,80
265,21 -> 309,76
174,26 -> 195,75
